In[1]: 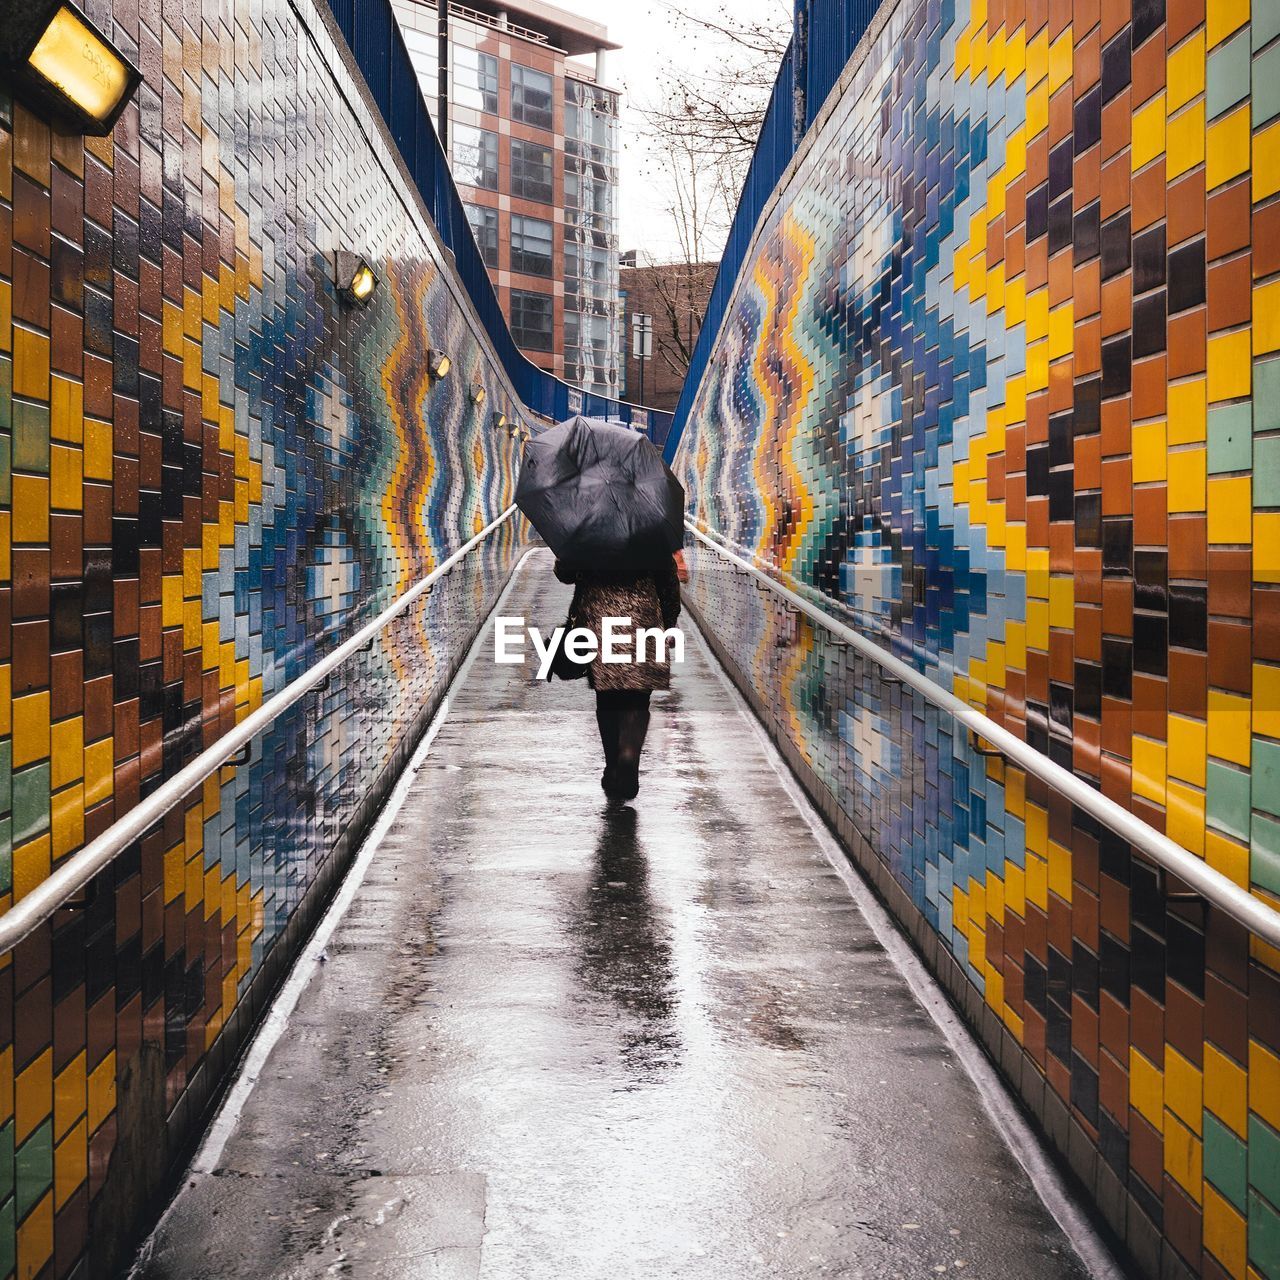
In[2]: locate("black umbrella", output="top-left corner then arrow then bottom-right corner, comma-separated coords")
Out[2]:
516,416 -> 685,571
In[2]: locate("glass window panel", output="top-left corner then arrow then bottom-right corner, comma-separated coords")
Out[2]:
454,47 -> 498,113
452,124 -> 498,190
464,202 -> 499,268
510,215 -> 553,277
510,139 -> 553,202
512,63 -> 554,129
510,289 -> 554,351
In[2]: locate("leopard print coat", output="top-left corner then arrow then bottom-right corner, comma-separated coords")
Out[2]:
553,557 -> 682,691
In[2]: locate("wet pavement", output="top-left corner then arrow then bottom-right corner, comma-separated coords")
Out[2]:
135,552 -> 1095,1280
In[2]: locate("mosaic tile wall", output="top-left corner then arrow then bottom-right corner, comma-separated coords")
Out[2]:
0,0 -> 530,1273
674,0 -> 1280,1275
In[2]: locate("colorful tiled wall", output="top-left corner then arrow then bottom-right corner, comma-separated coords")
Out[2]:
0,0 -> 529,1274
675,0 -> 1280,1275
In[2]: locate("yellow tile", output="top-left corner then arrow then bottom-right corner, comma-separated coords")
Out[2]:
1206,830 -> 1250,890
83,417 -> 113,481
1205,1042 -> 1248,1136
1133,421 -> 1167,481
1257,279 -> 1280,355
1208,329 -> 1252,402
1048,301 -> 1073,359
1049,575 -> 1073,629
1167,101 -> 1205,179
1168,714 -> 1207,787
53,1051 -> 85,1141
50,717 -> 83,791
49,444 -> 83,512
13,831 -> 49,904
1167,780 -> 1205,855
1203,1184 -> 1247,1280
16,1047 -> 52,1144
12,326 -> 50,399
1207,106 -> 1251,190
1026,27 -> 1048,87
1164,1046 -> 1204,1135
12,474 -> 50,544
1133,93 -> 1167,170
1258,120 -> 1280,203
1048,840 -> 1073,903
87,1050 -> 116,1134
1048,26 -> 1072,95
1253,1040 -> 1280,1136
1130,1046 -> 1164,1133
54,1118 -> 87,1211
1167,31 -> 1205,112
1208,691 -> 1251,767
1207,0 -> 1248,46
17,1191 -> 53,1280
1208,475 -> 1251,543
1169,379 -> 1207,444
1164,1111 -> 1203,1200
1169,446 -> 1207,513
51,782 -> 84,859
1259,513 -> 1280,584
50,376 -> 83,444
12,691 -> 50,769
1132,736 -> 1167,805
83,737 -> 114,809
1256,663 -> 1280,740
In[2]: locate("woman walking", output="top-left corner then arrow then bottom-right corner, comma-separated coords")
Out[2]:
554,552 -> 686,801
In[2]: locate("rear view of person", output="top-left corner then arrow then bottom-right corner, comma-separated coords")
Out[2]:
554,552 -> 684,801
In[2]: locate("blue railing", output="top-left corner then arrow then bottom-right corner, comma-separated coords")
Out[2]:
321,0 -> 673,447
663,0 -> 885,461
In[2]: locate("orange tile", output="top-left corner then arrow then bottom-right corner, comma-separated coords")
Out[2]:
1168,309 -> 1207,378
1168,171 -> 1206,247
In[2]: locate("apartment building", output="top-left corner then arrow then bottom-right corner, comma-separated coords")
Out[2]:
390,0 -> 623,395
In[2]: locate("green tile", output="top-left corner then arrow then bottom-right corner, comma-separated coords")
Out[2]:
1207,1112 -> 1249,1210
1254,1116 -> 1280,1210
0,738 -> 12,815
14,1120 -> 50,1220
1250,1188 -> 1280,1279
0,1121 -> 11,1205
0,432 -> 10,506
0,820 -> 11,898
1255,812 -> 1280,896
10,401 -> 49,475
1259,436 -> 1280,508
1258,359 -> 1280,433
1209,402 -> 1253,473
1259,43 -> 1280,126
1259,740 -> 1280,818
1209,759 -> 1253,839
1209,31 -> 1252,119
0,355 -> 11,432
11,763 -> 49,847
1258,0 -> 1280,51
0,1195 -> 11,1280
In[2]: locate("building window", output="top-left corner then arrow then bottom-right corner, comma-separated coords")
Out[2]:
510,289 -> 554,351
453,124 -> 498,190
511,139 -> 553,203
511,64 -> 554,130
464,203 -> 499,268
454,48 -> 498,113
511,215 -> 553,277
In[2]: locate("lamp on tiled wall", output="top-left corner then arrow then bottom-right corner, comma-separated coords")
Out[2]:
0,1 -> 141,135
334,250 -> 377,306
491,411 -> 509,432
470,382 -> 487,405
428,350 -> 452,379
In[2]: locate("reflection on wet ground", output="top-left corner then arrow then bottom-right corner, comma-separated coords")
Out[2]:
136,553 -> 1093,1280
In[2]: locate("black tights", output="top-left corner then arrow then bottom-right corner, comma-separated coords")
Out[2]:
595,690 -> 652,774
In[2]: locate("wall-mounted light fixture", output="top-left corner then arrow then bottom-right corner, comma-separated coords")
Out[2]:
491,411 -> 509,431
470,382 -> 487,405
335,250 -> 377,306
0,2 -> 142,135
428,350 -> 452,379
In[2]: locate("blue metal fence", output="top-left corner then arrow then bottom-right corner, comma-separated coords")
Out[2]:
321,0 -> 673,446
662,0 -> 885,461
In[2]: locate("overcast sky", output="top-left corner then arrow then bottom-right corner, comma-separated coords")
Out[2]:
561,0 -> 792,262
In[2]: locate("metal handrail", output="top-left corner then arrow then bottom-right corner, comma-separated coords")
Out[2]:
686,517 -> 1280,949
0,506 -> 519,957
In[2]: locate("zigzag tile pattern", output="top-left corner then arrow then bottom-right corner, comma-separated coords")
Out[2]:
0,1 -> 525,1274
676,0 -> 1280,1274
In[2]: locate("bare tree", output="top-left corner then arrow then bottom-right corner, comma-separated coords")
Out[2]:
626,1 -> 790,384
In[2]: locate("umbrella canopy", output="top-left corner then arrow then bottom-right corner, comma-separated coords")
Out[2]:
516,416 -> 685,571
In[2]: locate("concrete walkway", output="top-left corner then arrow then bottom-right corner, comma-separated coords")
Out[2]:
135,552 -> 1096,1280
